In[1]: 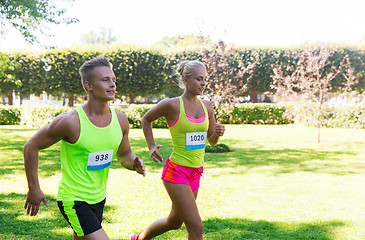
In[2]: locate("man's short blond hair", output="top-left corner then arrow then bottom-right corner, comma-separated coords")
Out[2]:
79,57 -> 112,91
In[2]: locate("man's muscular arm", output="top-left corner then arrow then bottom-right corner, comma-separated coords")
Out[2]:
116,111 -> 146,176
24,111 -> 77,216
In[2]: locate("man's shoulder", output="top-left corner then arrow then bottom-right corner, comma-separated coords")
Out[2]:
51,109 -> 79,128
114,109 -> 127,119
114,110 -> 128,128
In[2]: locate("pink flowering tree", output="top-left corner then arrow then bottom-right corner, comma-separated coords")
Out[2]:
271,45 -> 357,142
201,41 -> 259,122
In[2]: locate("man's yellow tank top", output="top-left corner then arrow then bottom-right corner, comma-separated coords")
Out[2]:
57,106 -> 122,204
169,97 -> 209,168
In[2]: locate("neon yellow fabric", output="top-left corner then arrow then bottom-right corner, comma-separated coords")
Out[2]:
169,97 -> 209,168
62,201 -> 84,236
57,106 -> 122,204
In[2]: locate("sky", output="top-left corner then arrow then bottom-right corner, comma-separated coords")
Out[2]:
0,0 -> 364,50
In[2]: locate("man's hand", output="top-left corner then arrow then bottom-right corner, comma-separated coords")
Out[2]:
24,188 -> 49,216
133,156 -> 146,177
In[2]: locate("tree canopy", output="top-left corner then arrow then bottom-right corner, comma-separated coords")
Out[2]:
80,27 -> 118,45
154,34 -> 211,48
0,0 -> 78,43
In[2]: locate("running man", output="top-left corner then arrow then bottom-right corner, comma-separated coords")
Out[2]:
129,60 -> 225,240
24,57 -> 146,240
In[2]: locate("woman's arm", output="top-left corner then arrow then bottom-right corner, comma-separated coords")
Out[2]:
204,100 -> 225,146
142,99 -> 176,164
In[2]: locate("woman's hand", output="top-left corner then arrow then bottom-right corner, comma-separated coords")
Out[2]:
149,144 -> 163,164
214,123 -> 225,137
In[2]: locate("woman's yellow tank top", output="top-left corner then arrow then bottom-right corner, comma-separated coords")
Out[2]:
169,97 -> 209,168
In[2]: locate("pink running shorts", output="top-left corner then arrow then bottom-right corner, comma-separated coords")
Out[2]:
161,158 -> 203,192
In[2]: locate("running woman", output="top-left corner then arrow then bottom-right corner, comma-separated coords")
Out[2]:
129,60 -> 225,240
24,57 -> 146,240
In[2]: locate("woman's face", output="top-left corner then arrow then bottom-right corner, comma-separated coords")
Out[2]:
184,65 -> 207,95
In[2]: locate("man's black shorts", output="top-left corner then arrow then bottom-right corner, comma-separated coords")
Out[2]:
57,198 -> 106,237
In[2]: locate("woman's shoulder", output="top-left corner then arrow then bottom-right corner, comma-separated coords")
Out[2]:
157,97 -> 180,108
201,99 -> 213,109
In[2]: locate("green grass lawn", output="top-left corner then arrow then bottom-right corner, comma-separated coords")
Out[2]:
0,125 -> 364,240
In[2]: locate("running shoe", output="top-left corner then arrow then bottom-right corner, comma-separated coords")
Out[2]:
129,233 -> 139,240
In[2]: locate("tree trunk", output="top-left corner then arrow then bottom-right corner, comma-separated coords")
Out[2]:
62,93 -> 66,106
317,95 -> 324,143
128,92 -> 135,104
250,92 -> 258,103
7,92 -> 13,105
19,94 -> 24,105
68,93 -> 75,107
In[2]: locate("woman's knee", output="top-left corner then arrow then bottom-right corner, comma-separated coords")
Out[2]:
186,221 -> 203,236
168,220 -> 183,230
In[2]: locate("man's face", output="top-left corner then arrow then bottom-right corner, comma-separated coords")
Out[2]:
86,66 -> 116,101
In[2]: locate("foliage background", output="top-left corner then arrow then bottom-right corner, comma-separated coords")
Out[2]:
1,44 -> 364,105
1,104 -> 364,129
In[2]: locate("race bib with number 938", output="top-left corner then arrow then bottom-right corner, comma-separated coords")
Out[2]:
87,149 -> 114,170
186,132 -> 207,150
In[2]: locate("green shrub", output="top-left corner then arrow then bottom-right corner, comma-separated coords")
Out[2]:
20,105 -> 71,128
322,105 -> 365,129
5,103 -> 362,129
122,103 -> 295,128
0,105 -> 21,125
286,104 -> 365,129
205,143 -> 231,153
122,104 -> 168,128
215,103 -> 294,125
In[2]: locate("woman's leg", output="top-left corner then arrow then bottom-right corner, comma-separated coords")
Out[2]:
139,181 -> 202,240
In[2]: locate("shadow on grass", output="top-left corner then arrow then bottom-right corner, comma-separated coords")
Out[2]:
0,127 -> 38,133
0,137 -> 61,178
203,217 -> 344,240
204,139 -> 362,176
0,192 -> 120,239
0,193 -> 344,240
1,127 -> 362,178
111,137 -> 173,173
118,137 -> 362,176
0,192 -> 70,239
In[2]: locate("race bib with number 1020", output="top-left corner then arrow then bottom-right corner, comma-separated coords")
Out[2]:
87,149 -> 114,170
186,132 -> 207,150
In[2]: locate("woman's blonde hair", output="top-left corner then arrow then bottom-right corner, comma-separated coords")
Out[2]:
176,60 -> 206,89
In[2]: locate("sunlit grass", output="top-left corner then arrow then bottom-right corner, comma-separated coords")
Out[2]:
0,125 -> 364,239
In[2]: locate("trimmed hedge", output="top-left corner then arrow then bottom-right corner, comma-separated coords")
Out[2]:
2,44 -> 365,106
124,103 -> 294,128
0,104 -> 364,129
287,104 -> 365,129
20,106 -> 71,127
215,103 -> 293,124
122,104 -> 168,128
